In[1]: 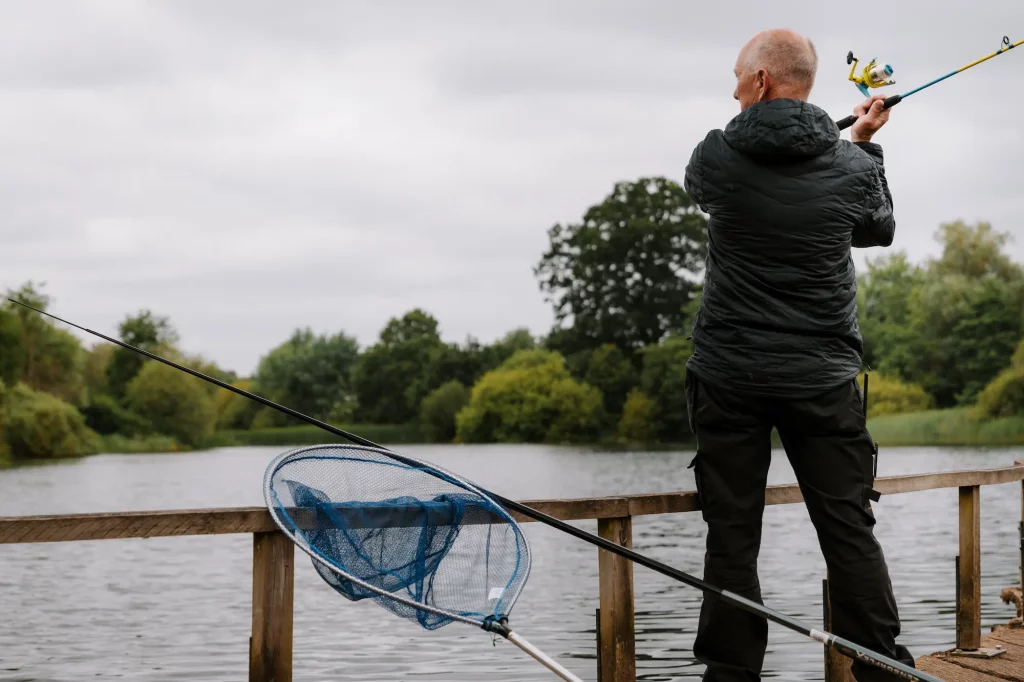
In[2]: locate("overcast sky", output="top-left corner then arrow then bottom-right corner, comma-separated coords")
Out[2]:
3,1 -> 1022,376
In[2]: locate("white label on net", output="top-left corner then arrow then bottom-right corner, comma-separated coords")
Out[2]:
489,587 -> 505,601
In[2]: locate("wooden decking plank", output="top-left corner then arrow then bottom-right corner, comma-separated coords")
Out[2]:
985,627 -> 1024,650
915,656 -> 1004,682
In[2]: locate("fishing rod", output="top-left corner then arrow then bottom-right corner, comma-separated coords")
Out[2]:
835,34 -> 1021,130
7,298 -> 943,682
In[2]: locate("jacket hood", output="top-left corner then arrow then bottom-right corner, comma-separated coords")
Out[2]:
722,98 -> 839,159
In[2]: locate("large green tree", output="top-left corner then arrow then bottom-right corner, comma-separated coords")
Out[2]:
3,283 -> 85,404
535,177 -> 707,356
254,327 -> 360,423
857,221 -> 1024,408
352,309 -> 447,424
106,310 -> 179,398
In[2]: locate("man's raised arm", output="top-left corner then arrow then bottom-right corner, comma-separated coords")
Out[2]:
850,95 -> 896,248
852,141 -> 895,248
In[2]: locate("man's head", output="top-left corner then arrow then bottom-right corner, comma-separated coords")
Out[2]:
733,29 -> 818,109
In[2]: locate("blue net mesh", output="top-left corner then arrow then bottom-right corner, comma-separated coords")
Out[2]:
264,444 -> 531,631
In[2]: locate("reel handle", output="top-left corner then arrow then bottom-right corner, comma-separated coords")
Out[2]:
836,94 -> 903,131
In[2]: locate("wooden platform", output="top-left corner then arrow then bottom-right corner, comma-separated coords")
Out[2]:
917,625 -> 1024,681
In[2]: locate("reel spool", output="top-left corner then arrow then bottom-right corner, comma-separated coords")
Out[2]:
847,51 -> 896,96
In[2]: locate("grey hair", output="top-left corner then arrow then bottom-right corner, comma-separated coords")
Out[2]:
741,30 -> 818,89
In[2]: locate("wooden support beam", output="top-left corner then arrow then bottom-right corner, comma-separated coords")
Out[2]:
598,516 -> 635,682
250,531 -> 294,682
823,576 -> 854,682
957,486 -> 982,651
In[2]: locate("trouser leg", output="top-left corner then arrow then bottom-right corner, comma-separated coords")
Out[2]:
685,371 -> 773,682
774,378 -> 915,682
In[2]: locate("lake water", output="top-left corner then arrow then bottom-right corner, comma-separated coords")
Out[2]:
0,444 -> 1021,681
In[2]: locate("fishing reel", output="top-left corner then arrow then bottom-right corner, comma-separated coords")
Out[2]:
847,51 -> 895,97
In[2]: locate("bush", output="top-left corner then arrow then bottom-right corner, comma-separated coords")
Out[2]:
861,372 -> 934,418
214,380 -> 261,430
125,361 -> 216,447
420,380 -> 471,443
79,394 -> 153,436
455,349 -> 605,444
975,368 -> 1024,418
4,383 -> 101,460
617,389 -> 659,443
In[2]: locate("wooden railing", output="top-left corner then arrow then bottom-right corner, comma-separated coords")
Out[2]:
2,461 -> 1023,682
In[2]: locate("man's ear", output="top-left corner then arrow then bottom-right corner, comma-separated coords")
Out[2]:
756,69 -> 768,101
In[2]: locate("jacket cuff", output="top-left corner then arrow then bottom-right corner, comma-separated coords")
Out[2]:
854,141 -> 884,164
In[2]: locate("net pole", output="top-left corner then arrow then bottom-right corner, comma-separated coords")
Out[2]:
505,631 -> 585,682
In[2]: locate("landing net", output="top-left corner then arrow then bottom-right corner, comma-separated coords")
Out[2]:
263,444 -> 531,631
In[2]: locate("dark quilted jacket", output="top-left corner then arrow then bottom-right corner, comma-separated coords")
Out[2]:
683,98 -> 896,398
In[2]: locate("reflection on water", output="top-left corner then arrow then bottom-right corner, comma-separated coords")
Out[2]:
0,444 -> 1021,681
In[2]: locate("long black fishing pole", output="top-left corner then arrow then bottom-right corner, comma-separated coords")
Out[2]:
835,34 -> 1021,130
8,299 -> 943,682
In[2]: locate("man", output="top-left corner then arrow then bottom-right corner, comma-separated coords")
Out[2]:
682,28 -> 913,682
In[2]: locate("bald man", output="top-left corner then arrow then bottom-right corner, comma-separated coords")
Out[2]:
682,29 -> 914,682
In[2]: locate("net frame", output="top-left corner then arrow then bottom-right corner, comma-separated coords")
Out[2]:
262,443 -> 533,630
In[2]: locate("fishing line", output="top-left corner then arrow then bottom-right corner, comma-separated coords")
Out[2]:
8,299 -> 944,682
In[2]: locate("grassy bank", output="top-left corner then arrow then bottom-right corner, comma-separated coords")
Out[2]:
866,408 -> 1024,447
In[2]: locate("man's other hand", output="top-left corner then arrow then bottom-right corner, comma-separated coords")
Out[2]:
851,95 -> 890,143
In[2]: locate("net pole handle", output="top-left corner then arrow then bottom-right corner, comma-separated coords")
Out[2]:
505,631 -> 585,682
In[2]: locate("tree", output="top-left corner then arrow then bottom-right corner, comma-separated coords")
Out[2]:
83,343 -> 116,402
584,343 -> 639,418
481,328 -> 537,370
106,310 -> 179,398
353,309 -> 447,424
0,379 -> 8,462
535,177 -> 707,355
857,252 -> 927,377
455,349 -> 605,443
929,220 -> 1022,281
420,380 -> 471,443
125,361 -> 215,447
639,336 -> 695,441
2,283 -> 86,403
255,327 -> 360,423
0,307 -> 23,385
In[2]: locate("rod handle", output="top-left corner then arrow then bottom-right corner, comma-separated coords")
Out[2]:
836,94 -> 903,131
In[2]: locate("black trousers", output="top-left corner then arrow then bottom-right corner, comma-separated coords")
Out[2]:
683,370 -> 915,682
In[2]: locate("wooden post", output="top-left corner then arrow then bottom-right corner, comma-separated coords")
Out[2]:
822,576 -> 854,682
956,485 -> 981,651
597,516 -> 635,682
250,531 -> 295,682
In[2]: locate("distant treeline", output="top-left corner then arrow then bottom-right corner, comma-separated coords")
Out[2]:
2,177 -> 1023,464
